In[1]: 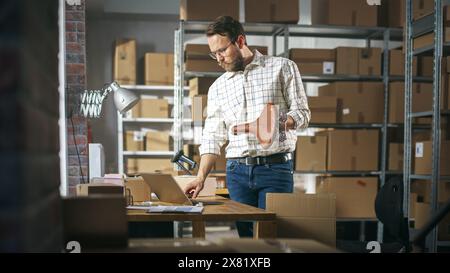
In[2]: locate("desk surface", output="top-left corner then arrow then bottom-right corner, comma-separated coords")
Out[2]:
127,196 -> 275,222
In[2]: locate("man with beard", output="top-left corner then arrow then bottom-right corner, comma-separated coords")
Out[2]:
184,16 -> 311,238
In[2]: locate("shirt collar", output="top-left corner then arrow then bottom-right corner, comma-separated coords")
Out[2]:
225,49 -> 265,80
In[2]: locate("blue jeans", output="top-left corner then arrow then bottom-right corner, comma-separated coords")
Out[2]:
226,159 -> 294,238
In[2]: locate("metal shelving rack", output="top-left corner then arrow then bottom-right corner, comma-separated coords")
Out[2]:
405,0 -> 450,252
174,20 -> 404,242
117,84 -> 189,174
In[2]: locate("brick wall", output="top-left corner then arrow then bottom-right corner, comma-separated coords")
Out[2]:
66,0 -> 89,195
0,0 -> 62,252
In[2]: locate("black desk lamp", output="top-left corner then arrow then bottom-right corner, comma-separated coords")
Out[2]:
171,150 -> 197,175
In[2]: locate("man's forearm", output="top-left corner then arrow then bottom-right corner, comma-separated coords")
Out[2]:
197,154 -> 218,181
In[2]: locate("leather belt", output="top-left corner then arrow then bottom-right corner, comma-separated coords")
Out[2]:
229,152 -> 293,166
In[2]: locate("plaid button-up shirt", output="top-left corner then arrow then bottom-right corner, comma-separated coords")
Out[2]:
199,50 -> 310,158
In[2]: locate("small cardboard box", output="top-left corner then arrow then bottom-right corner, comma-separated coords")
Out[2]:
145,131 -> 170,151
336,47 -> 359,75
319,82 -> 384,123
316,177 -> 378,218
124,131 -> 145,151
124,176 -> 151,203
308,96 -> 337,124
76,183 -> 124,196
358,48 -> 381,76
127,98 -> 169,118
180,0 -> 239,21
311,0 -> 378,27
295,135 -> 327,172
114,39 -> 136,85
145,53 -> 174,86
266,193 -> 336,247
414,140 -> 450,176
326,129 -> 379,171
389,143 -> 404,172
245,0 -> 299,24
192,95 -> 208,123
126,158 -> 173,174
413,0 -> 434,20
189,77 -> 216,97
390,49 -> 418,76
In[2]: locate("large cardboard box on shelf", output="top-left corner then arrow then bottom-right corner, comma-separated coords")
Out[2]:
189,77 -> 216,97
307,96 -> 337,124
127,98 -> 169,118
387,0 -> 405,28
414,140 -> 450,176
295,135 -> 327,172
413,0 -> 434,20
126,158 -> 173,174
290,49 -> 335,75
390,49 -> 418,76
419,56 -> 433,77
413,30 -> 450,51
124,131 -> 145,151
414,202 -> 450,241
185,44 -> 268,72
318,82 -> 384,123
114,39 -> 136,85
326,129 -> 379,171
415,180 -> 450,203
335,47 -> 381,75
316,177 -> 378,218
180,0 -> 239,21
245,0 -> 299,24
192,95 -> 208,123
266,193 -> 336,247
335,47 -> 359,75
311,0 -> 378,27
144,53 -> 174,86
124,176 -> 151,203
358,48 -> 382,76
389,143 -> 404,172
145,131 -> 171,151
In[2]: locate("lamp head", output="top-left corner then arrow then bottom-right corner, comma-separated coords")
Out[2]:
110,82 -> 139,114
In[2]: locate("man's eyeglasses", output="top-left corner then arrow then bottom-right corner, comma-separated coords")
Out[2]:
209,41 -> 234,60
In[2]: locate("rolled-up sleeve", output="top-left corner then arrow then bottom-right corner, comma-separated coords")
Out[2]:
282,60 -> 311,130
198,85 -> 228,156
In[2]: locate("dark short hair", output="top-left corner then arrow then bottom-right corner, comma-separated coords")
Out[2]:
206,16 -> 245,43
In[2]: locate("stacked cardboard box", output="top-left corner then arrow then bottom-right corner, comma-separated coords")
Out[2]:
189,77 -> 216,97
414,140 -> 450,175
335,47 -> 381,76
185,44 -> 268,72
144,53 -> 174,86
114,39 -> 136,85
180,0 -> 239,21
245,0 -> 299,24
390,49 -> 418,76
389,143 -> 404,171
124,131 -> 145,151
126,158 -> 173,174
316,177 -> 378,218
192,95 -> 208,123
289,49 -> 335,75
413,0 -> 435,20
307,96 -> 337,124
413,7 -> 450,50
295,135 -> 327,172
319,82 -> 384,123
326,130 -> 379,171
266,193 -> 336,247
311,0 -> 379,27
295,130 -> 379,172
145,131 -> 171,151
127,98 -> 169,118
386,0 -> 406,28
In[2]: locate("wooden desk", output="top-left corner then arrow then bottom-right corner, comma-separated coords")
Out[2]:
127,196 -> 276,239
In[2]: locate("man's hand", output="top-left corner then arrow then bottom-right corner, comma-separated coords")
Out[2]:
184,176 -> 205,199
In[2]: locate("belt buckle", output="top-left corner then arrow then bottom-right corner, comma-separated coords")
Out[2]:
245,157 -> 252,165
